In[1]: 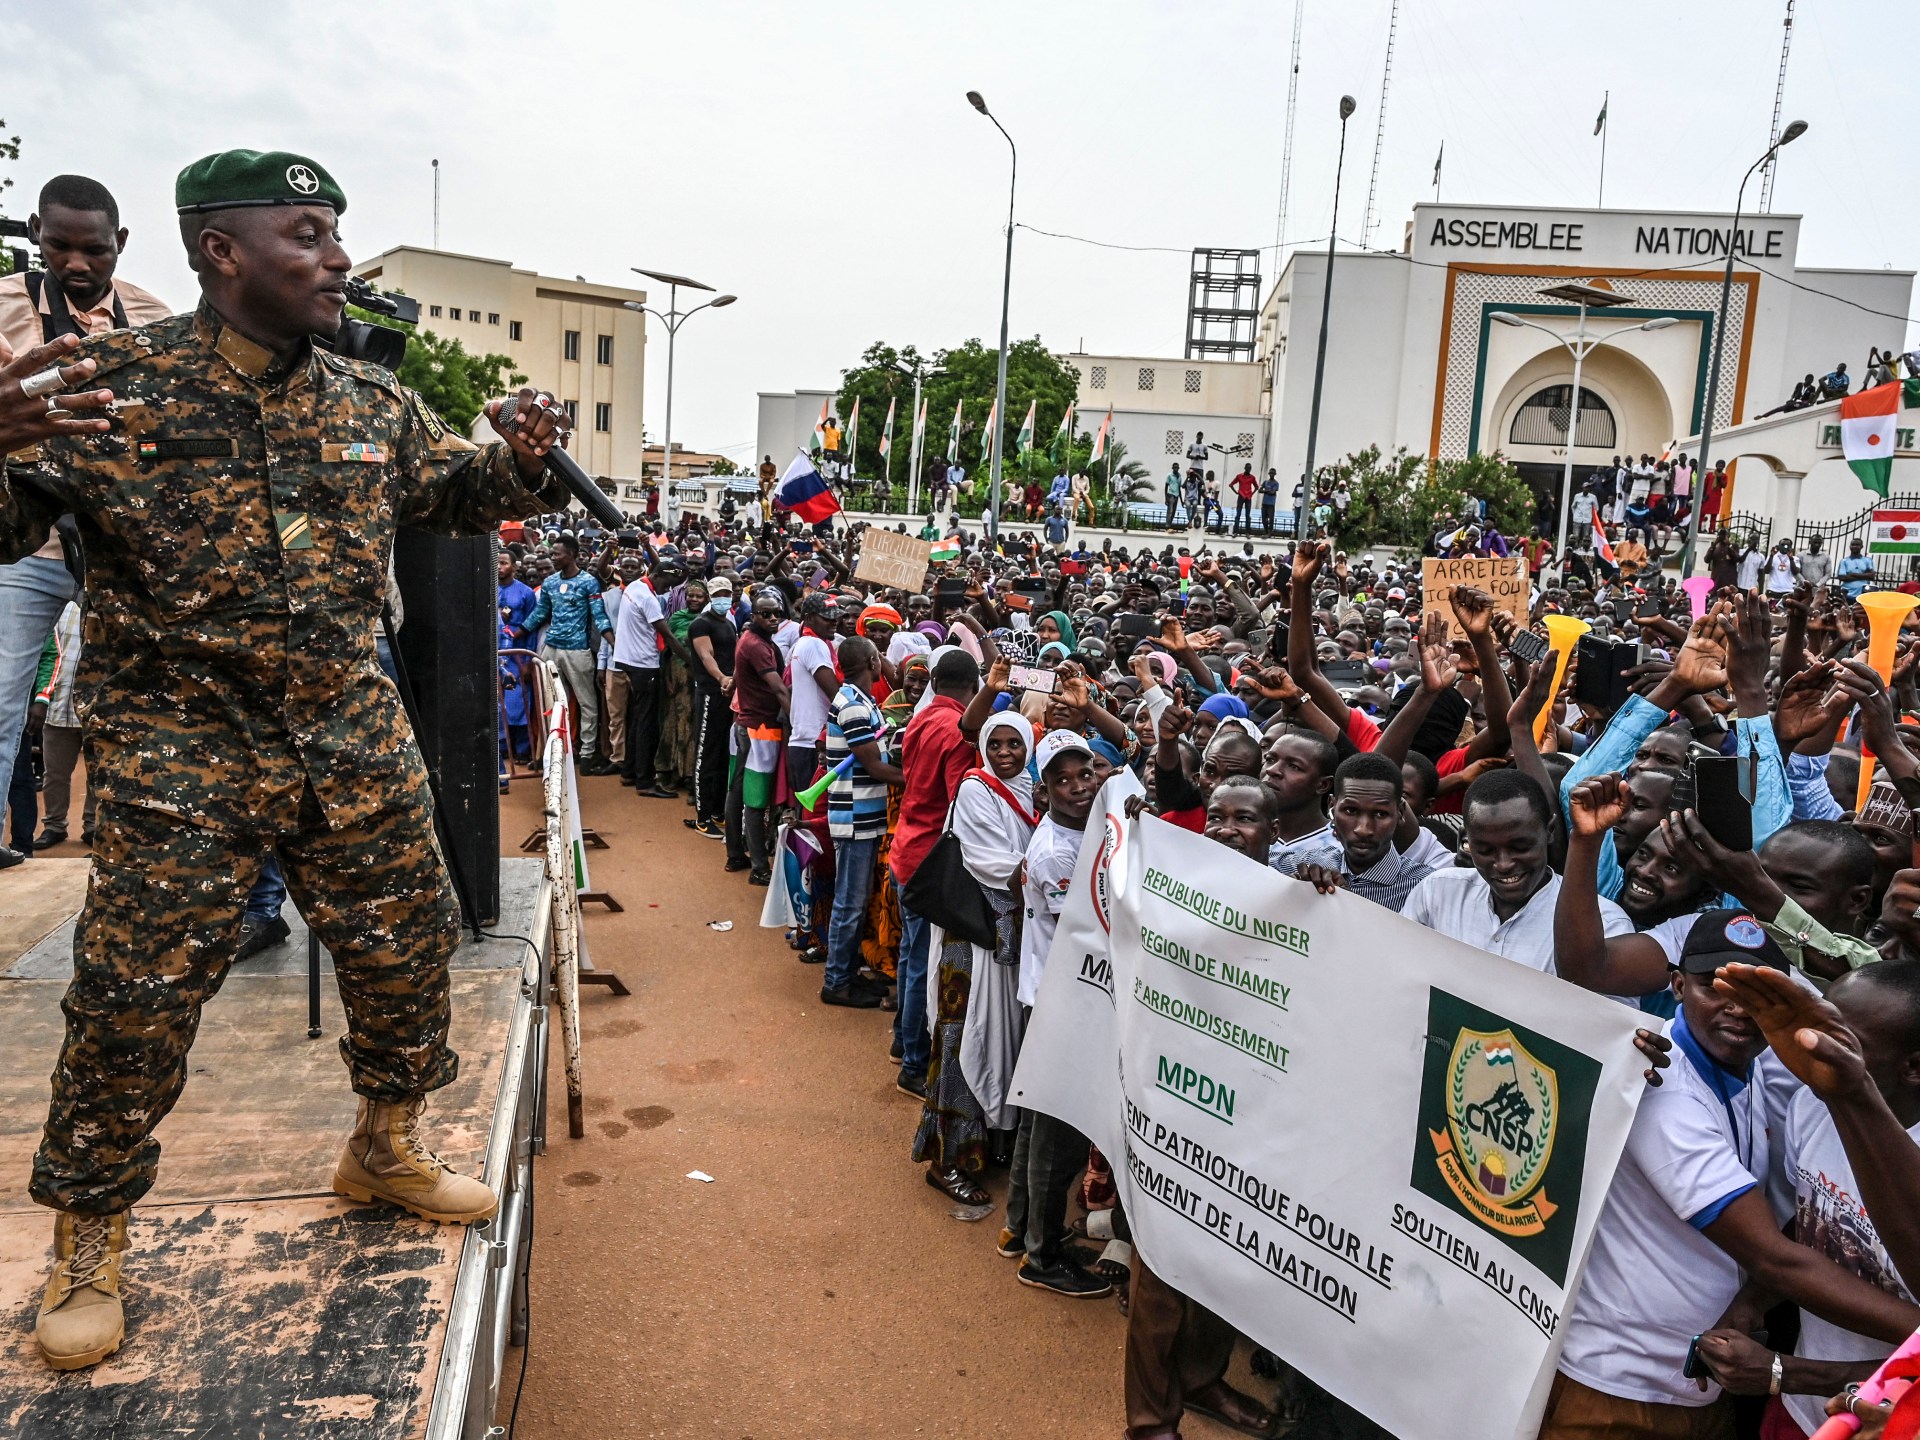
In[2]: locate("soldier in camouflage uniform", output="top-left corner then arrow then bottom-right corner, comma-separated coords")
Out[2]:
0,150 -> 576,1370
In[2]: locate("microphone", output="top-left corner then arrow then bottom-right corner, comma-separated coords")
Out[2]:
494,393 -> 625,529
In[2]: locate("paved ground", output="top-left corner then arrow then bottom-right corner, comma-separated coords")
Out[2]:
491,772 -> 1149,1440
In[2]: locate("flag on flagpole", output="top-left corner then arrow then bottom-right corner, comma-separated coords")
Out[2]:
1842,381 -> 1904,497
1591,511 -> 1617,569
947,398 -> 964,461
812,398 -> 830,451
771,451 -> 841,522
981,396 -> 998,457
1015,400 -> 1036,456
1052,403 -> 1074,463
1432,141 -> 1444,189
846,396 -> 860,471
913,396 -> 927,447
1089,406 -> 1113,463
879,396 -> 896,458
1594,95 -> 1608,136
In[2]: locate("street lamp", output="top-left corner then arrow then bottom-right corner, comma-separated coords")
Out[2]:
626,271 -> 736,504
1681,118 -> 1809,577
1492,288 -> 1678,555
1298,94 -> 1357,539
968,89 -> 1016,544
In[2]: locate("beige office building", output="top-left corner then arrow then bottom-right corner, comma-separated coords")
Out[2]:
351,245 -> 649,484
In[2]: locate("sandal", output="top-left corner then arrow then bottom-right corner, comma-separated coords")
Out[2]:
1093,1238 -> 1132,1314
925,1165 -> 991,1207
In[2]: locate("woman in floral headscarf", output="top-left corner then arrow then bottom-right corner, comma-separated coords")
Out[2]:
912,710 -> 1037,1204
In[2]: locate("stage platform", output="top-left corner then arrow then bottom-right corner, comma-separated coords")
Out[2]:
0,856 -> 551,1440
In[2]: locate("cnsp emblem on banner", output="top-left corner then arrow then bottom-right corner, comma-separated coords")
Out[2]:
1432,1029 -> 1558,1236
1411,990 -> 1601,1285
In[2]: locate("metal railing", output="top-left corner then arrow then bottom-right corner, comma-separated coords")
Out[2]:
1796,494 -> 1920,584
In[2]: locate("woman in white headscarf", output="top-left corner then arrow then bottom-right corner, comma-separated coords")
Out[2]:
912,710 -> 1037,1206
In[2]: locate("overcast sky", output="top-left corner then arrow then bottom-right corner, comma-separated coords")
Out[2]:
10,1 -> 1916,461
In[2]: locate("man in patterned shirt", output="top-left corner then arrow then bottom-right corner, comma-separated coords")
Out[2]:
516,532 -> 612,773
820,636 -> 902,1009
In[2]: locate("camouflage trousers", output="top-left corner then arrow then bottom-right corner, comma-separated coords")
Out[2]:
31,788 -> 461,1215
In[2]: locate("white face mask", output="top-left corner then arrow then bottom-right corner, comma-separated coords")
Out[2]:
709,596 -> 731,614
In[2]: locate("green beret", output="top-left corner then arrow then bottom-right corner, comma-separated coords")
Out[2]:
175,149 -> 346,216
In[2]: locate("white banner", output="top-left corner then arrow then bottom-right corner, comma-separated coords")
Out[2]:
1011,780 -> 1650,1440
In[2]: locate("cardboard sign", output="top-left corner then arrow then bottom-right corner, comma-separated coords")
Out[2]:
853,529 -> 933,592
1421,555 -> 1528,633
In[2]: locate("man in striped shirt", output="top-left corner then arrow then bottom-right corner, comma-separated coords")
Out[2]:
821,637 -> 903,1009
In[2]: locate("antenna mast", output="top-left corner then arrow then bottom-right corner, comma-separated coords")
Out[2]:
1272,0 -> 1305,267
1758,0 -> 1795,214
1360,0 -> 1400,247
432,158 -> 441,249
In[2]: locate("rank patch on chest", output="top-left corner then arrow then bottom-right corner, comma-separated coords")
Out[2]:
277,511 -> 315,550
322,442 -> 390,463
136,437 -> 237,460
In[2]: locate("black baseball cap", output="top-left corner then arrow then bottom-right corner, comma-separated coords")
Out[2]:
1676,910 -> 1791,975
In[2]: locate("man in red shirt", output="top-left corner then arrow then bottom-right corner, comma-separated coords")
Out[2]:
1230,465 -> 1258,534
888,650 -> 982,1088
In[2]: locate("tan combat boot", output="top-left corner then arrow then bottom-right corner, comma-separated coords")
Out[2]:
332,1096 -> 499,1224
36,1210 -> 129,1370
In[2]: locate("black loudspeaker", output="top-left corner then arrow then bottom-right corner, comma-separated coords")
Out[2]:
392,528 -> 501,925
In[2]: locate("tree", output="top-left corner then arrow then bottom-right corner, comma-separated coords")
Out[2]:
1318,444 -> 1534,550
708,455 -> 739,476
345,303 -> 526,433
833,336 -> 1081,487
0,119 -> 22,277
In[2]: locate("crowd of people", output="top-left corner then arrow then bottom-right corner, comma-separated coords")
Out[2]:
6,161 -> 1917,1437
508,496 -> 1920,1439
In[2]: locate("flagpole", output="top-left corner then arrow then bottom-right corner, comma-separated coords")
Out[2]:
883,398 -> 895,505
909,374 -> 922,515
1597,91 -> 1608,208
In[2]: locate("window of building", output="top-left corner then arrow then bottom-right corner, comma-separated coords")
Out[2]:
563,330 -> 581,362
487,312 -> 500,325
1508,384 -> 1617,448
1138,367 -> 1155,391
429,304 -> 442,318
596,334 -> 613,365
1166,429 -> 1184,455
562,399 -> 579,427
1090,365 -> 1107,390
509,320 -> 522,341
1185,369 -> 1202,393
595,402 -> 612,433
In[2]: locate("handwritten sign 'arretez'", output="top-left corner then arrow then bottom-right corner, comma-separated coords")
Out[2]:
854,530 -> 935,593
1421,555 -> 1528,633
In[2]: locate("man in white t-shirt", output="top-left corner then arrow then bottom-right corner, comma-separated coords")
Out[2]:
1401,769 -> 1633,972
1569,489 -> 1599,546
1765,540 -> 1800,596
1006,732 -> 1112,1300
1544,917 -> 1920,1437
785,595 -> 840,792
596,559 -> 629,772
1688,962 -> 1920,1435
611,555 -> 683,798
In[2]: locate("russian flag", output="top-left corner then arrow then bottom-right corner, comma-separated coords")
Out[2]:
772,452 -> 841,524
